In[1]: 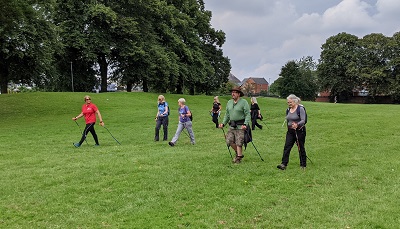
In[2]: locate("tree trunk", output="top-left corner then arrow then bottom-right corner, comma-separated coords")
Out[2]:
142,78 -> 148,92
98,54 -> 108,93
0,60 -> 9,94
126,80 -> 132,92
176,75 -> 183,94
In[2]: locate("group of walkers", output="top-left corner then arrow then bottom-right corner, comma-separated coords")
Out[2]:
71,87 -> 308,170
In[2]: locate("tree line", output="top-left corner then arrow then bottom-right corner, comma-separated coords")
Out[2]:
272,32 -> 400,103
0,0 -> 231,94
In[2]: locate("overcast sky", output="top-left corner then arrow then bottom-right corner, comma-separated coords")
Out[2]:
203,0 -> 400,83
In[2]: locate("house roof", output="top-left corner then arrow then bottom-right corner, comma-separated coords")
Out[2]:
242,77 -> 269,85
228,73 -> 241,85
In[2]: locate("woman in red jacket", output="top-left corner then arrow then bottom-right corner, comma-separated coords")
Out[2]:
72,95 -> 104,147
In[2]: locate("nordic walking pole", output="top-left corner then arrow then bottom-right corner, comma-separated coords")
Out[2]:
295,128 -> 313,164
245,129 -> 264,161
221,128 -> 233,160
103,126 -> 121,145
74,120 -> 89,145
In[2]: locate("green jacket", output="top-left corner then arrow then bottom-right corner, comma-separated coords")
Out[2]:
222,98 -> 251,128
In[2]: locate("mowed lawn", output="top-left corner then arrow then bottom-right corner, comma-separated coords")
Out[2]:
0,92 -> 399,228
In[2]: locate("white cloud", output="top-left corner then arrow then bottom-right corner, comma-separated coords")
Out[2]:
322,0 -> 376,33
204,0 -> 400,82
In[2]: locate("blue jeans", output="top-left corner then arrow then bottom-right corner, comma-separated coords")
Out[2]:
171,121 -> 195,145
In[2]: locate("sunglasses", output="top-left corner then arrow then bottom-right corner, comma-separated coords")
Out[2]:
85,98 -> 91,101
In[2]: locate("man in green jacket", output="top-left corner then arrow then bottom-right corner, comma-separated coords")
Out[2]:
219,87 -> 251,163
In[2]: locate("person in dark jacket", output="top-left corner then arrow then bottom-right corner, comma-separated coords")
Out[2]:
250,97 -> 262,130
210,96 -> 222,128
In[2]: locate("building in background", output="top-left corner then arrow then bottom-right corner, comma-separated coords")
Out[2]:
241,77 -> 269,96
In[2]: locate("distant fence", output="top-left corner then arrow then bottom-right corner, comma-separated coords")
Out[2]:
317,96 -> 393,104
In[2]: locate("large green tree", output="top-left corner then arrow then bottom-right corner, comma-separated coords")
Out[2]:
358,33 -> 391,101
272,56 -> 318,101
387,32 -> 400,102
317,32 -> 361,102
0,0 -> 58,93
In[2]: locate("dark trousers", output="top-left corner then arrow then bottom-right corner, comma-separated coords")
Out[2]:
155,116 -> 168,141
212,112 -> 219,128
251,116 -> 262,130
281,127 -> 307,167
79,123 -> 99,145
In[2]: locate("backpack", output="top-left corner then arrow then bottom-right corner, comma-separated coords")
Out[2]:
286,104 -> 307,125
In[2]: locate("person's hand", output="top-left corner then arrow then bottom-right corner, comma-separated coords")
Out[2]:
218,123 -> 224,129
72,117 -> 77,121
241,125 -> 247,130
291,122 -> 298,129
99,121 -> 105,127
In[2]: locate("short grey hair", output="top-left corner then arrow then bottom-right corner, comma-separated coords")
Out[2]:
251,97 -> 258,104
287,94 -> 300,104
178,98 -> 186,104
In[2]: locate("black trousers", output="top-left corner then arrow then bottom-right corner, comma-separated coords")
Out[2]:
281,127 -> 307,167
155,116 -> 169,141
251,116 -> 262,130
79,123 -> 99,145
212,112 -> 219,128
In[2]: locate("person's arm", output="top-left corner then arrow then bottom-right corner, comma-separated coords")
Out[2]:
96,110 -> 104,126
163,106 -> 169,116
243,100 -> 251,128
72,112 -> 83,121
298,106 -> 306,127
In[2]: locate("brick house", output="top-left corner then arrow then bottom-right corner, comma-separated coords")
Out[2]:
241,77 -> 269,95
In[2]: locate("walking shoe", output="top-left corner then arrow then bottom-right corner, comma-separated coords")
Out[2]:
300,166 -> 306,171
94,144 -> 100,146
73,143 -> 81,148
168,141 -> 175,147
233,155 -> 244,164
277,164 -> 286,170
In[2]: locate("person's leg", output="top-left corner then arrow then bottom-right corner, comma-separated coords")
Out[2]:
162,117 -> 168,141
255,120 -> 263,129
170,122 -> 184,145
88,123 -> 99,145
226,129 -> 237,154
296,128 -> 307,167
281,130 -> 296,166
185,121 -> 195,144
76,123 -> 92,146
251,117 -> 256,130
233,129 -> 245,163
212,113 -> 218,128
155,118 -> 162,141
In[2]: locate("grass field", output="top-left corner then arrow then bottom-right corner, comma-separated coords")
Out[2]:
1,92 -> 399,228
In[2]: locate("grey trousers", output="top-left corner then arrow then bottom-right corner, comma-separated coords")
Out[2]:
171,121 -> 195,144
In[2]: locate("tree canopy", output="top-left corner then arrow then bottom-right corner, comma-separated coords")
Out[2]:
0,0 -> 231,94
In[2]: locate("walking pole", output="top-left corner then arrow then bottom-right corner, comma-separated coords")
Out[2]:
295,129 -> 313,164
103,126 -> 121,145
74,120 -> 89,145
245,129 -> 264,161
221,128 -> 233,160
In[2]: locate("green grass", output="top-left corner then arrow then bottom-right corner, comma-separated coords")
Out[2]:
1,92 -> 400,228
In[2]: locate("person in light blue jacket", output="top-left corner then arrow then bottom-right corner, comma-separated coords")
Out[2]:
155,95 -> 169,141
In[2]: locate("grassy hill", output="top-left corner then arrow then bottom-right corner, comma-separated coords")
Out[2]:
0,92 -> 399,228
